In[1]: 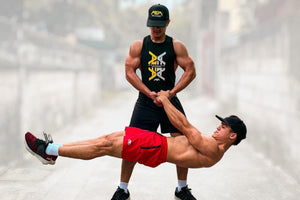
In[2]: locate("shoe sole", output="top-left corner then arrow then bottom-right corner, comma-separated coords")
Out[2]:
175,196 -> 196,200
112,196 -> 130,200
111,197 -> 130,200
175,196 -> 191,200
24,140 -> 55,165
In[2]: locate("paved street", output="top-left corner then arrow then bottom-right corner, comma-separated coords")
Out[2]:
1,91 -> 299,200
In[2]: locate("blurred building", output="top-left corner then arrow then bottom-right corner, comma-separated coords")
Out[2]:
0,16 -> 102,170
187,0 -> 218,96
0,0 -> 23,21
190,0 -> 300,183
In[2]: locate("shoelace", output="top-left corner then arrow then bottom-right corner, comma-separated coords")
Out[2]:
183,188 -> 193,196
43,132 -> 53,144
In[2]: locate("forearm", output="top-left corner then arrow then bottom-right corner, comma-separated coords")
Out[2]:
161,98 -> 201,147
158,92 -> 204,151
126,71 -> 152,97
170,70 -> 196,96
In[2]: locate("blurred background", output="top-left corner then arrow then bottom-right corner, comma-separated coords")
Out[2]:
0,0 -> 299,185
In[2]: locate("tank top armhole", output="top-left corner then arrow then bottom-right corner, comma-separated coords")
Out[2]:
166,35 -> 175,58
141,35 -> 150,52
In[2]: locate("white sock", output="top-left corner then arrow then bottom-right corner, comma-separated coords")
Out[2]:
46,143 -> 62,156
119,182 -> 128,193
177,180 -> 187,191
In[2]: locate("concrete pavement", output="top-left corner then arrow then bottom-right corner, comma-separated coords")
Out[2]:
1,91 -> 299,200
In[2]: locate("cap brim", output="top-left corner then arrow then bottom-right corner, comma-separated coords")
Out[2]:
147,19 -> 168,27
215,115 -> 228,124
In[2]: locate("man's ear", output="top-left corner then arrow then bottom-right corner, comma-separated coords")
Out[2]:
230,133 -> 237,141
167,20 -> 170,26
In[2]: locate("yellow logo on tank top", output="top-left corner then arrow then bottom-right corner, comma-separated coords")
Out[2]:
148,51 -> 166,81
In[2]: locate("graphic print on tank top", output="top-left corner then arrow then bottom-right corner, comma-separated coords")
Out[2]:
148,51 -> 166,81
141,35 -> 176,92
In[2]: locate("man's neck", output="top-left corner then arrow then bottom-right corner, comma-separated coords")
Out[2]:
217,142 -> 231,154
150,34 -> 166,43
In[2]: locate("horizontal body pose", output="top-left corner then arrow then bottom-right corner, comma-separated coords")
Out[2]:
25,91 -> 247,170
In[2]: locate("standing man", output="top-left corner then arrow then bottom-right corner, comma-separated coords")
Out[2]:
112,4 -> 196,200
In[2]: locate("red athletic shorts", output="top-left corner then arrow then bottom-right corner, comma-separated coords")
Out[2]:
122,127 -> 168,168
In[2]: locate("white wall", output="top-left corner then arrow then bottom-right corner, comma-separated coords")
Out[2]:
216,17 -> 300,181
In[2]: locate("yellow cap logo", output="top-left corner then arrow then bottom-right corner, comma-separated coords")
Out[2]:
151,10 -> 163,17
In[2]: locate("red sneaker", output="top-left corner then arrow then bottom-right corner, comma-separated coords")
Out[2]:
25,132 -> 57,165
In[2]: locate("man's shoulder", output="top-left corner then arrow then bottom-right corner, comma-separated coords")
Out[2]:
131,35 -> 150,46
172,39 -> 188,56
172,38 -> 186,48
129,39 -> 143,55
131,39 -> 143,48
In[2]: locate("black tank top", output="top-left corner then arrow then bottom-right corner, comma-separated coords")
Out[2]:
140,35 -> 176,96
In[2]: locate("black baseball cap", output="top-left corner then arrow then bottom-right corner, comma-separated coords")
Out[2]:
215,115 -> 247,145
147,4 -> 169,27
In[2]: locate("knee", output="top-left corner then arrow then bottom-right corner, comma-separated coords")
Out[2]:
87,146 -> 106,159
95,135 -> 113,146
102,136 -> 113,146
93,139 -> 112,155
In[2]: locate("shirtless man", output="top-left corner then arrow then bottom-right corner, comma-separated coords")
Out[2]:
25,90 -> 247,176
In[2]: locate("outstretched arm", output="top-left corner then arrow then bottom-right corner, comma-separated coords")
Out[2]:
156,91 -> 203,150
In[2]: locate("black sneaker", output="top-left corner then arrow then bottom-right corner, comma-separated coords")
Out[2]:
111,187 -> 130,200
175,186 -> 197,200
25,132 -> 57,165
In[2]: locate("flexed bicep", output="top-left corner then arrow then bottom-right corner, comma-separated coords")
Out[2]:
171,39 -> 196,96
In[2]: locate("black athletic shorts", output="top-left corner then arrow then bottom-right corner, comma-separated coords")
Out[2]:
129,93 -> 185,133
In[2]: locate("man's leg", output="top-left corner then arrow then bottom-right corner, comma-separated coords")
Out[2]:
25,131 -> 124,163
121,160 -> 136,183
171,132 -> 188,188
121,160 -> 136,191
171,133 -> 196,200
176,166 -> 188,187
111,100 -> 159,200
62,131 -> 123,147
110,160 -> 134,200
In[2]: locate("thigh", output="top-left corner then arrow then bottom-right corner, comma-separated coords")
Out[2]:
129,100 -> 160,132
